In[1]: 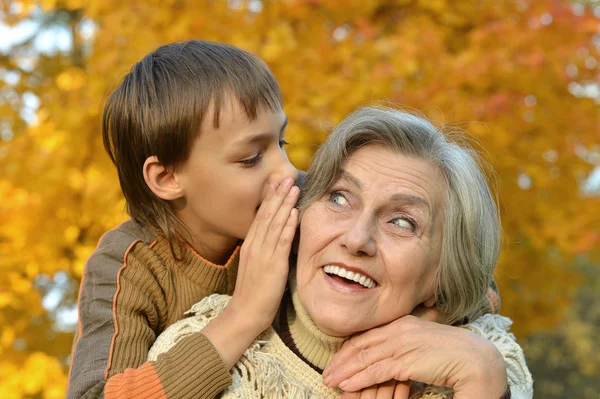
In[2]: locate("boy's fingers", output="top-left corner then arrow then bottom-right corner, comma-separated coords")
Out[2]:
245,182 -> 276,243
253,178 -> 295,245
355,385 -> 378,399
375,380 -> 396,399
264,186 -> 299,252
274,207 -> 298,258
393,381 -> 411,399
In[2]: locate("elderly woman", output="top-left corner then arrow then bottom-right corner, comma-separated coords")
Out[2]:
148,106 -> 532,398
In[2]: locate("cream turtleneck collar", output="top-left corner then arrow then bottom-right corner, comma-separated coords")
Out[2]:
278,278 -> 348,371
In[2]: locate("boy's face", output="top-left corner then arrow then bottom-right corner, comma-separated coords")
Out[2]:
174,97 -> 298,257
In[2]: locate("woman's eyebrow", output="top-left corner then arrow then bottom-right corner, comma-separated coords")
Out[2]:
339,170 -> 362,189
390,194 -> 437,229
390,193 -> 430,212
340,170 -> 430,210
339,169 -> 435,224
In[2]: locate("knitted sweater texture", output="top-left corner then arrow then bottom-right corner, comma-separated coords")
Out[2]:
149,288 -> 533,398
67,219 -> 239,399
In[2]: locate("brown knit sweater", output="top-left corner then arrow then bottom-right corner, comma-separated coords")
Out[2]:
67,219 -> 239,399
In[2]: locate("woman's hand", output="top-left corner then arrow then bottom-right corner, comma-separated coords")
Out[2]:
202,178 -> 299,369
323,315 -> 508,399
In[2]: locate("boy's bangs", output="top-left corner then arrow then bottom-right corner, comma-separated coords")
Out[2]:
208,80 -> 282,130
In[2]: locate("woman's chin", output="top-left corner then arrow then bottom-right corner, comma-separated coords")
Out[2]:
298,272 -> 380,336
308,306 -> 370,337
314,320 -> 359,337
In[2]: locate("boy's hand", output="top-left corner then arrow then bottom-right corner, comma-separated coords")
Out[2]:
229,177 -> 299,331
341,380 -> 409,399
202,177 -> 299,369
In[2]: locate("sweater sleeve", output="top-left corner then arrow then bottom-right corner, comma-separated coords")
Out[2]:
462,314 -> 533,399
67,230 -> 232,399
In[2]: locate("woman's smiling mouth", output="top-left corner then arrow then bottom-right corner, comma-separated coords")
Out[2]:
322,264 -> 378,291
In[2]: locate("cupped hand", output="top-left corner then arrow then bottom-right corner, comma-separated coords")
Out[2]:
227,177 -> 299,332
323,315 -> 507,399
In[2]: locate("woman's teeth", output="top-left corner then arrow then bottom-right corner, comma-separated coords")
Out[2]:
323,265 -> 376,289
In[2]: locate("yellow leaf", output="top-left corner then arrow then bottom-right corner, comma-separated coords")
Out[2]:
39,0 -> 57,12
56,68 -> 87,91
64,225 -> 81,243
1,327 -> 14,348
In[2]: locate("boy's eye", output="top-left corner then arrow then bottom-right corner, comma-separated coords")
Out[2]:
240,153 -> 262,166
329,191 -> 348,206
279,139 -> 289,148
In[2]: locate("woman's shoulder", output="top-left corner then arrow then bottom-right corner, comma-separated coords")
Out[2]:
148,294 -> 341,398
461,313 -> 515,339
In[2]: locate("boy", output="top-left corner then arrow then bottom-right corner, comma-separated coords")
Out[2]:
67,40 -> 300,399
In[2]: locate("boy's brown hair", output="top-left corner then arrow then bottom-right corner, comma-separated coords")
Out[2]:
102,40 -> 283,246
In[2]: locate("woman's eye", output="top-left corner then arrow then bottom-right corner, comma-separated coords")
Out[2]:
392,217 -> 415,231
329,191 -> 348,206
240,153 -> 262,166
279,139 -> 289,148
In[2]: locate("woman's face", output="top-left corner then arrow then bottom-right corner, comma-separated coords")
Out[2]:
296,145 -> 446,336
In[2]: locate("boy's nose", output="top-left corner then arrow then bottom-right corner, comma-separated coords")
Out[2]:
268,156 -> 299,187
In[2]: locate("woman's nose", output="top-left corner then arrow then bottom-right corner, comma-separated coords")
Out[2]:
340,215 -> 377,257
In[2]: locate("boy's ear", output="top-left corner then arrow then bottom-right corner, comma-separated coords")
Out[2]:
143,156 -> 184,200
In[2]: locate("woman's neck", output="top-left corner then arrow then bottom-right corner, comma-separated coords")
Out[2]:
278,280 -> 348,372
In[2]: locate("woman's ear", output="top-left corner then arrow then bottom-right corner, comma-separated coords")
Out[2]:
423,295 -> 436,308
423,277 -> 438,308
143,156 -> 184,200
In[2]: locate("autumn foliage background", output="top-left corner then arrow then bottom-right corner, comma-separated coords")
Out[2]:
0,0 -> 599,397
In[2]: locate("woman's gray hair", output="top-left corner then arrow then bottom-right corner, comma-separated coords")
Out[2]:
298,106 -> 501,324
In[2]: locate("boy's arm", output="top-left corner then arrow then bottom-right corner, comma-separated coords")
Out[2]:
67,231 -> 232,399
